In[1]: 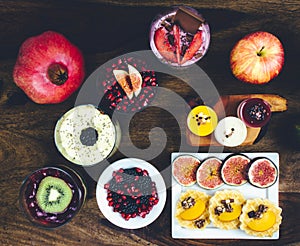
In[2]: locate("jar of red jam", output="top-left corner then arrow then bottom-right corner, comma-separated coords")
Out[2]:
237,98 -> 271,128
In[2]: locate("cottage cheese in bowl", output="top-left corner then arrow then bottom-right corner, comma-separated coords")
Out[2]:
54,105 -> 119,166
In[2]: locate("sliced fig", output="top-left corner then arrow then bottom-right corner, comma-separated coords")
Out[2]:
113,69 -> 133,99
181,30 -> 202,65
248,158 -> 278,188
173,24 -> 181,64
154,27 -> 177,63
221,154 -> 250,186
196,157 -> 224,189
172,155 -> 200,186
128,64 -> 142,97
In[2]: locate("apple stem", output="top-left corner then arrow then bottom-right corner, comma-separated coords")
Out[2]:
257,46 -> 265,57
47,63 -> 68,85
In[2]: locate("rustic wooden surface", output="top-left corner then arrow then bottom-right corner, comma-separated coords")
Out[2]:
1,0 -> 300,245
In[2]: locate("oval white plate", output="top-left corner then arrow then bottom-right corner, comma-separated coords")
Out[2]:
96,158 -> 167,229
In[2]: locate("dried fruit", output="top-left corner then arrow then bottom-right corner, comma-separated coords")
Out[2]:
221,154 -> 250,186
196,157 -> 224,189
13,31 -> 85,104
248,158 -> 278,188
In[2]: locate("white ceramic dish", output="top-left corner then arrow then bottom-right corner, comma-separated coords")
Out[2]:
96,158 -> 167,229
171,152 -> 279,239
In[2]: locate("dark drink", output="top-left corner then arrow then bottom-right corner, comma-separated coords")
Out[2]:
20,166 -> 86,228
237,98 -> 271,128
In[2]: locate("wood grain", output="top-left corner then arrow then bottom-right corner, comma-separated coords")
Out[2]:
0,1 -> 300,245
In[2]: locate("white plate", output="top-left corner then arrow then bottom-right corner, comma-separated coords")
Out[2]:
171,152 -> 279,239
96,158 -> 167,229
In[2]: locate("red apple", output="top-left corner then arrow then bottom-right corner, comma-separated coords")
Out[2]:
230,31 -> 284,84
13,31 -> 85,104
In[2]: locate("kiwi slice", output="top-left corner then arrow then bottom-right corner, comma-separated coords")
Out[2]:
36,176 -> 73,213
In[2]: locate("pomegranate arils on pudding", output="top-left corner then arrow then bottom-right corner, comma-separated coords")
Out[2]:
104,167 -> 159,220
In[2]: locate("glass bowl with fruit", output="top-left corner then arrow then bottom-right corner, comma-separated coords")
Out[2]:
149,6 -> 210,67
19,166 -> 86,229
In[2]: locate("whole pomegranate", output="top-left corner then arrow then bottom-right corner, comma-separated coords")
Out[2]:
13,31 -> 85,104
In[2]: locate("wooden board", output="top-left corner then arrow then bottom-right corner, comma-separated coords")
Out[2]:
186,94 -> 287,146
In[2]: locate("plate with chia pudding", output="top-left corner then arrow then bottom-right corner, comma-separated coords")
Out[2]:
96,158 -> 166,229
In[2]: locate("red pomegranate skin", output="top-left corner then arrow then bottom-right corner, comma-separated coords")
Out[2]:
13,31 -> 85,104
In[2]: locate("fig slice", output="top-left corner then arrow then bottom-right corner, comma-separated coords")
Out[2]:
172,155 -> 200,186
248,158 -> 278,188
196,157 -> 224,189
154,27 -> 177,63
221,154 -> 250,186
173,24 -> 182,64
113,69 -> 133,100
181,30 -> 202,65
128,64 -> 142,97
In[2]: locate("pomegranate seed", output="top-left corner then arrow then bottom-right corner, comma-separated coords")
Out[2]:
121,213 -> 126,218
142,170 -> 149,176
122,195 -> 127,200
149,197 -> 156,202
104,183 -> 110,189
108,201 -> 114,206
134,176 -> 139,181
131,213 -> 137,218
136,199 -> 141,204
135,168 -> 142,173
140,212 -> 147,218
107,197 -> 113,202
125,214 -> 131,220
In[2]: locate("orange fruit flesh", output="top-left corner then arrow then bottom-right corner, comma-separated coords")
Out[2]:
218,204 -> 242,222
180,200 -> 206,221
247,211 -> 276,232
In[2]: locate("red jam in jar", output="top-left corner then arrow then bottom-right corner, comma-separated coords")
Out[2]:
237,98 -> 271,128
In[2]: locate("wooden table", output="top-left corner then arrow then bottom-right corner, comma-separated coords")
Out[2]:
1,1 -> 299,245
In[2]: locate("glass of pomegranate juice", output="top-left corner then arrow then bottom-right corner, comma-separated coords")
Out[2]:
19,166 -> 86,229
